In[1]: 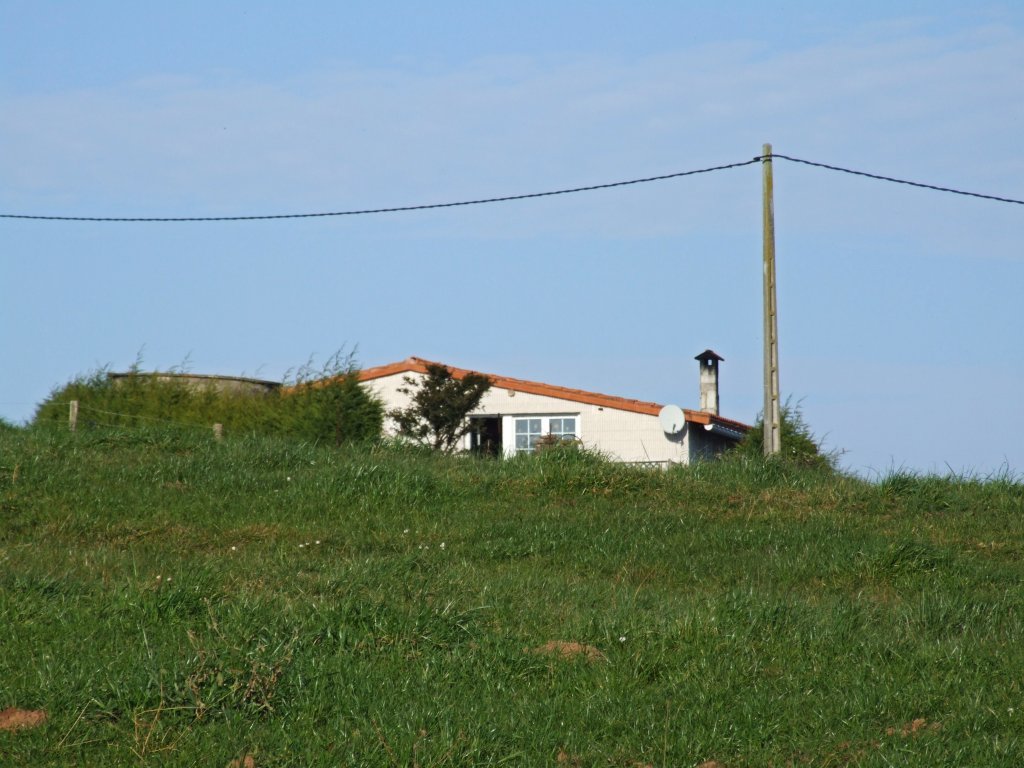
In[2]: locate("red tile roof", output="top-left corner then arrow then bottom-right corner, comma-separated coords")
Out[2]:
359,356 -> 751,432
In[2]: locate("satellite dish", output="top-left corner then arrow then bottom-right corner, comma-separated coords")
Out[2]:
658,404 -> 686,435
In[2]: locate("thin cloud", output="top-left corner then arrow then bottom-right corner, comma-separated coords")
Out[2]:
1,22 -> 1020,246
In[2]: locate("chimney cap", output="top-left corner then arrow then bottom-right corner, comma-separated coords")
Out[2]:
694,349 -> 724,362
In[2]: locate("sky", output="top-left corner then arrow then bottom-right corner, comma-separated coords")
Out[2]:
2,1 -> 1022,477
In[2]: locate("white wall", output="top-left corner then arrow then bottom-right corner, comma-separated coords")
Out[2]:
364,371 -> 688,464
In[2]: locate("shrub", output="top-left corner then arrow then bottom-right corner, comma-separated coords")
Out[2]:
31,350 -> 382,445
732,398 -> 837,471
281,352 -> 383,445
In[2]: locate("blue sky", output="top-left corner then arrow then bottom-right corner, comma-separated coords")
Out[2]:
2,1 -> 1022,476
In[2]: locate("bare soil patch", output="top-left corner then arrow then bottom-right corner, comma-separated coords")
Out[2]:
887,717 -> 940,737
530,641 -> 606,663
820,717 -> 941,764
0,708 -> 47,731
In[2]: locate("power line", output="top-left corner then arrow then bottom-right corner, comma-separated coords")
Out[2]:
0,158 -> 761,222
2,152 -> 1020,222
769,153 -> 1024,206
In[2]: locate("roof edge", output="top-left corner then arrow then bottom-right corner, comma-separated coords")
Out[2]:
358,357 -> 751,431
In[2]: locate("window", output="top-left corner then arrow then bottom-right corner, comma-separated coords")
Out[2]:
514,418 -> 542,452
548,417 -> 577,440
513,415 -> 578,453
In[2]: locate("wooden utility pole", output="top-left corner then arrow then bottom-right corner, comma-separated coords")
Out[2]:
762,144 -> 781,456
69,399 -> 79,432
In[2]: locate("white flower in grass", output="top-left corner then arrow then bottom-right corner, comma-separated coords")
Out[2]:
315,540 -> 321,545
231,546 -> 237,551
618,636 -> 627,643
439,542 -> 446,550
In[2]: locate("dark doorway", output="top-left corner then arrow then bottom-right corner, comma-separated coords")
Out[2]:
469,416 -> 502,457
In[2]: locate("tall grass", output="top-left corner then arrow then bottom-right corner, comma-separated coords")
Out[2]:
30,353 -> 382,445
2,428 -> 1023,766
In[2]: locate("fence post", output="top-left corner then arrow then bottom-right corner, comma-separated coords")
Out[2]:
69,400 -> 79,432
213,423 -> 223,441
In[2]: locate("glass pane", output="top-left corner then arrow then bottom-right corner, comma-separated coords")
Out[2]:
515,420 -> 528,434
528,435 -> 539,450
516,434 -> 528,449
529,419 -> 541,433
549,418 -> 562,433
563,418 -> 576,434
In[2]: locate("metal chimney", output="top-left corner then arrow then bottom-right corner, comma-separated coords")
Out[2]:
695,349 -> 723,416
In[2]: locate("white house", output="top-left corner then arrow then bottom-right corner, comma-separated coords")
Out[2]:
359,351 -> 750,465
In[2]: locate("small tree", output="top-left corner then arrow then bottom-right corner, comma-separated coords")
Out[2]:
389,363 -> 492,451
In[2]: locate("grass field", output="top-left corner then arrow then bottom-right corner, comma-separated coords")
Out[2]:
2,428 -> 1023,766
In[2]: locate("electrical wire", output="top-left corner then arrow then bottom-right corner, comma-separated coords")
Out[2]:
0,158 -> 762,222
768,153 -> 1024,206
2,153 -> 1020,222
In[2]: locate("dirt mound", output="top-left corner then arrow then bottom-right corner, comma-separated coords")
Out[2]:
0,708 -> 47,731
530,641 -> 606,663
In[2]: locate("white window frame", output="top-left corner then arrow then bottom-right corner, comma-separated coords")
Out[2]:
509,414 -> 580,454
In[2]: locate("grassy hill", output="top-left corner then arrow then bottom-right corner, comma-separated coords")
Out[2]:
2,428 -> 1023,766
